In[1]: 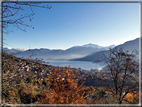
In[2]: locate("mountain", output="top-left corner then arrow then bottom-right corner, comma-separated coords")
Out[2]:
70,38 -> 140,62
82,43 -> 115,50
3,43 -> 116,61
3,44 -> 111,61
82,43 -> 103,48
3,48 -> 23,54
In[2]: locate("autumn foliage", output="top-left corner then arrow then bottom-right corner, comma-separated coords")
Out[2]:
39,66 -> 90,104
125,92 -> 141,104
2,52 -> 140,104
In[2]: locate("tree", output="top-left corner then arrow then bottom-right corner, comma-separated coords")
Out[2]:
39,66 -> 90,104
1,1 -> 52,60
1,1 -> 52,34
97,48 -> 139,104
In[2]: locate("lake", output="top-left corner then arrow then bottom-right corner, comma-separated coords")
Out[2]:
45,60 -> 105,70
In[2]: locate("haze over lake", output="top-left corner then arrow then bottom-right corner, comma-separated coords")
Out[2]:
46,60 -> 105,70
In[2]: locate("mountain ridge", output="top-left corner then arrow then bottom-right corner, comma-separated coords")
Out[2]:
3,38 -> 139,62
70,37 -> 140,62
3,44 -> 115,60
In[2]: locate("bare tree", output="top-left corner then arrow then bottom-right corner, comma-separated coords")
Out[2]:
1,1 -> 52,34
1,1 -> 52,57
97,48 -> 139,104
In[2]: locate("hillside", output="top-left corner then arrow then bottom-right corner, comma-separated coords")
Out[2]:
1,52 -> 99,104
2,52 -> 140,104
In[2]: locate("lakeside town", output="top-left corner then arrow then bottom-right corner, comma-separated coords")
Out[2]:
2,51 -> 140,105
2,2 -> 141,106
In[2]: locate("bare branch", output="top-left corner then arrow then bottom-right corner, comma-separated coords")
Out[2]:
2,2 -> 52,34
97,48 -> 139,104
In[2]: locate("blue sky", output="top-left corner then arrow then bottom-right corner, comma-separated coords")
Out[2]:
3,3 -> 140,50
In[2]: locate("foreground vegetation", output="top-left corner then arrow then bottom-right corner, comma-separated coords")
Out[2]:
2,51 -> 141,105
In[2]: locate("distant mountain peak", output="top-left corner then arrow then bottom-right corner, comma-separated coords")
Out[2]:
80,43 -> 116,49
7,47 -> 12,49
82,43 -> 101,48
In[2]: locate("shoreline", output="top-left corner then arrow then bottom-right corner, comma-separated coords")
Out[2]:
44,60 -> 105,71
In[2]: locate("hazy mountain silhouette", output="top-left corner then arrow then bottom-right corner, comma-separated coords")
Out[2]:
82,43 -> 115,50
70,38 -> 140,62
3,44 -> 114,60
5,37 -> 139,62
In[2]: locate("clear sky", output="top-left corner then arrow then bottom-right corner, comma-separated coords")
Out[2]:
3,3 -> 140,50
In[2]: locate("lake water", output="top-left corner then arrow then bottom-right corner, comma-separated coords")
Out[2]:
45,60 -> 105,70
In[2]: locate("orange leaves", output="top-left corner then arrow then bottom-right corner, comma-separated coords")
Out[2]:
88,90 -> 91,94
40,90 -> 54,104
62,67 -> 65,71
57,79 -> 59,82
134,93 -> 139,101
67,72 -> 71,78
73,75 -> 75,78
66,69 -> 69,73
124,92 -> 142,104
55,68 -> 58,73
66,97 -> 69,104
59,97 -> 64,103
39,66 -> 88,104
61,72 -> 64,76
74,85 -> 77,88
125,93 -> 134,102
41,92 -> 46,98
82,91 -> 85,96
72,94 -> 75,98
